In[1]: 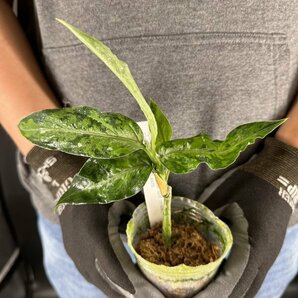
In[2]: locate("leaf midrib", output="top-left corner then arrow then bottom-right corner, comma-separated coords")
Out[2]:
162,130 -> 270,158
24,127 -> 143,145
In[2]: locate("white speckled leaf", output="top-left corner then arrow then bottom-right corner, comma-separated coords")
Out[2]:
56,18 -> 158,148
157,119 -> 286,173
19,106 -> 144,159
57,150 -> 153,205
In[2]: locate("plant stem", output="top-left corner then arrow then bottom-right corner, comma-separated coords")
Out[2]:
162,186 -> 172,248
144,147 -> 165,175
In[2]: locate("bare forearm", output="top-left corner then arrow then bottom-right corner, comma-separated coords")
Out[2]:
276,98 -> 298,148
0,1 -> 58,156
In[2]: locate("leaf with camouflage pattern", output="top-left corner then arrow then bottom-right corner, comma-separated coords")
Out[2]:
18,106 -> 144,159
56,18 -> 158,149
57,150 -> 153,205
157,119 -> 286,173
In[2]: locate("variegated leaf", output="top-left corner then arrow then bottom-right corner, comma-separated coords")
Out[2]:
157,119 -> 286,173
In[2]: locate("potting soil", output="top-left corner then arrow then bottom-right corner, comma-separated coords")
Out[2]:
136,222 -> 220,266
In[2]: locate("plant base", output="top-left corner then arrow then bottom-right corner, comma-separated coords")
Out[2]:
127,197 -> 233,298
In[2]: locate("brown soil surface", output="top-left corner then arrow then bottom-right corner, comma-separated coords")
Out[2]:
136,222 -> 220,266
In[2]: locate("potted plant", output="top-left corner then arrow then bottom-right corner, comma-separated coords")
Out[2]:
18,19 -> 285,298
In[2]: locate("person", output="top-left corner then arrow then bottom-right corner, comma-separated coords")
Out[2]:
1,0 -> 298,297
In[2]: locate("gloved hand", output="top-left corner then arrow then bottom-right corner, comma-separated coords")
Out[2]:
25,146 -> 88,201
26,146 -> 164,297
197,137 -> 298,298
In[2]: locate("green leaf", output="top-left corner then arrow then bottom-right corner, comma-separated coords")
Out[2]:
19,106 -> 144,159
150,99 -> 172,145
57,150 -> 153,205
56,18 -> 158,149
157,119 -> 287,173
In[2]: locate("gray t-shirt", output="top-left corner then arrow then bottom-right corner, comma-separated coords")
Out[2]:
17,1 -> 298,224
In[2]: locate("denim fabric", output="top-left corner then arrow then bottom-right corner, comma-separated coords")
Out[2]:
37,215 -> 106,298
37,214 -> 298,298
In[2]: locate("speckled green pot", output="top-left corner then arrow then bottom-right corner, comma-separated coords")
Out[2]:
127,196 -> 233,298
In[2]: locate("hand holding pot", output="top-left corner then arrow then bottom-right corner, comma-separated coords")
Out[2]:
26,146 -> 164,298
59,200 -> 165,298
200,137 -> 298,298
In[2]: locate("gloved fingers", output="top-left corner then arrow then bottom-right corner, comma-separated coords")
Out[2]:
243,248 -> 291,298
229,264 -> 260,298
230,226 -> 287,298
229,199 -> 291,298
194,203 -> 252,298
61,203 -> 136,297
241,263 -> 267,298
95,258 -> 132,298
107,201 -> 165,298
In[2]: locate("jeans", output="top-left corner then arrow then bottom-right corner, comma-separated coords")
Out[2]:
37,214 -> 298,298
37,214 -> 106,298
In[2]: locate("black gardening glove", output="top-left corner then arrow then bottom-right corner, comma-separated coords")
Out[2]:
26,146 -> 88,201
26,147 -> 164,298
200,137 -> 298,298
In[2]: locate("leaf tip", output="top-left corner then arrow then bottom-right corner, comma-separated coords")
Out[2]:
55,18 -> 65,26
55,18 -> 74,32
55,17 -> 66,25
281,118 -> 288,124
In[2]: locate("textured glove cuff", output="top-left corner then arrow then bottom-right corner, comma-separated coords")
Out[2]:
26,146 -> 87,200
241,137 -> 298,209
